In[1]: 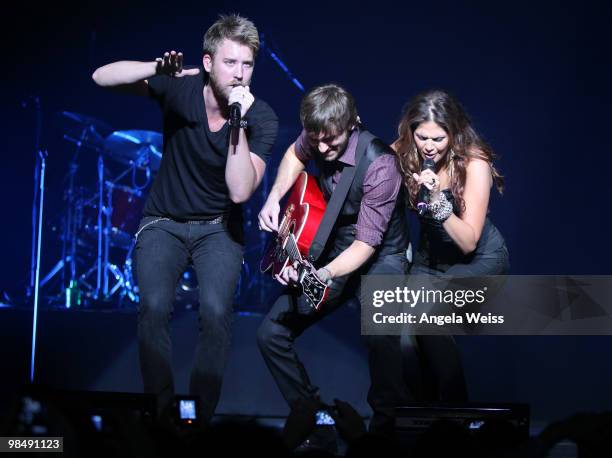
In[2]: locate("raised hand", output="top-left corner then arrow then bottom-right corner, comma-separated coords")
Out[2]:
228,85 -> 255,117
155,51 -> 200,77
282,398 -> 321,450
413,168 -> 442,201
330,399 -> 367,444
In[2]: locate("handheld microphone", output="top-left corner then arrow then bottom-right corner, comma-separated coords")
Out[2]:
229,101 -> 241,123
229,102 -> 242,149
417,158 -> 435,216
229,82 -> 244,123
229,85 -> 245,149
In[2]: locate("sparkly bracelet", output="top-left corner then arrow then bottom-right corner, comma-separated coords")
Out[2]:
428,192 -> 453,222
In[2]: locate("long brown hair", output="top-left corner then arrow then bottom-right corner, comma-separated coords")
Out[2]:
395,90 -> 504,214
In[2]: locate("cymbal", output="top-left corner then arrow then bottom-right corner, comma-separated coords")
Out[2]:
104,130 -> 163,171
59,111 -> 114,147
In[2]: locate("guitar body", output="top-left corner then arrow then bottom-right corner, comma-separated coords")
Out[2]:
260,172 -> 326,275
260,172 -> 330,309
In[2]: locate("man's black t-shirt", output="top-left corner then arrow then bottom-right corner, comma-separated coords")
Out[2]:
144,70 -> 278,220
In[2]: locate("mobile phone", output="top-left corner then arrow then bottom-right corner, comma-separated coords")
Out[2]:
468,420 -> 485,430
315,410 -> 335,426
91,414 -> 103,432
175,397 -> 198,426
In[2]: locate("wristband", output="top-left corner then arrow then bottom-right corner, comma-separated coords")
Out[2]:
228,118 -> 248,129
428,192 -> 453,222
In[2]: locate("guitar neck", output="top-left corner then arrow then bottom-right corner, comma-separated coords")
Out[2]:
285,234 -> 303,264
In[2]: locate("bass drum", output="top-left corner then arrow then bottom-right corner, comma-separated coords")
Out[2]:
81,184 -> 146,251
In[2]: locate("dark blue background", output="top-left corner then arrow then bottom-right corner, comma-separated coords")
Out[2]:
1,0 -> 611,422
3,0 -> 610,287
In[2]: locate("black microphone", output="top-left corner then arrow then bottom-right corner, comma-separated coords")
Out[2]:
417,158 -> 435,216
229,102 -> 242,149
229,101 -> 241,123
229,82 -> 245,124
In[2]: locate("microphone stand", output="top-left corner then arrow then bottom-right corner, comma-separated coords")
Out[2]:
26,96 -> 43,300
30,149 -> 48,383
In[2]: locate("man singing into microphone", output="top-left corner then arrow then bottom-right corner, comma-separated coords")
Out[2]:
92,14 -> 278,422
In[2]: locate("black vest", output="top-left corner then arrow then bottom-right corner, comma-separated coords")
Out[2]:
315,131 -> 410,263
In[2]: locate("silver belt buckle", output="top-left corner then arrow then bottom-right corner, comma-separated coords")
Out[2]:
187,216 -> 224,225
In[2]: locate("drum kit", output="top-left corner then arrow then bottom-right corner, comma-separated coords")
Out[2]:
39,111 -> 163,307
37,111 -> 275,310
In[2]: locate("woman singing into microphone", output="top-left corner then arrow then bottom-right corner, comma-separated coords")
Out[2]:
392,89 -> 509,401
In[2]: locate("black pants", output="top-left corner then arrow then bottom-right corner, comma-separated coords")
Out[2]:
257,252 -> 412,435
135,216 -> 243,421
402,242 -> 510,401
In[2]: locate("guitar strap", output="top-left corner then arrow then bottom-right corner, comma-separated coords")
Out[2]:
308,129 -> 375,262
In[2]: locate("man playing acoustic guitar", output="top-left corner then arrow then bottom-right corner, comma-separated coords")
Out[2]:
257,84 -> 412,439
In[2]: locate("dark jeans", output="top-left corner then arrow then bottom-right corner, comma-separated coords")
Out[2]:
257,252 -> 412,435
135,216 -> 243,421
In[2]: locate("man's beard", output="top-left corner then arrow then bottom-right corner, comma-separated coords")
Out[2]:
207,68 -> 249,107
207,69 -> 233,106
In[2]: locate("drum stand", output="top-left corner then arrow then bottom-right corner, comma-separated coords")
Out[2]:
38,124 -> 94,304
78,144 -> 151,304
78,157 -> 139,304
